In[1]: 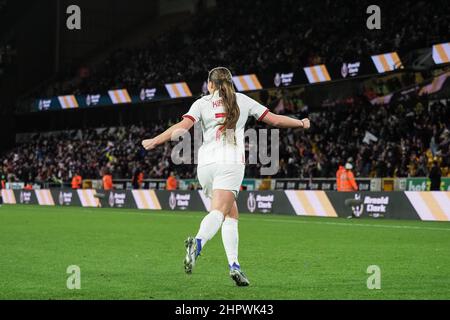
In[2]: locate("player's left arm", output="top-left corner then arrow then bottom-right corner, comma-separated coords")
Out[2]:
141,118 -> 194,150
262,112 -> 310,129
245,93 -> 310,129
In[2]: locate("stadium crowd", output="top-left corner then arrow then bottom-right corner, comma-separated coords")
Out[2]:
270,98 -> 450,179
1,96 -> 449,184
41,0 -> 449,97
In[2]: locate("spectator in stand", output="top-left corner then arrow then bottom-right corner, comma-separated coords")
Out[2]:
23,183 -> 33,190
138,170 -> 144,189
166,171 -> 177,190
429,160 -> 442,191
131,167 -> 143,189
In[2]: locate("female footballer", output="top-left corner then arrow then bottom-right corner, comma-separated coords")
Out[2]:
142,67 -> 310,286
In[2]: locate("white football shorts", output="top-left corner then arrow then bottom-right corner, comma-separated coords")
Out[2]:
197,163 -> 245,199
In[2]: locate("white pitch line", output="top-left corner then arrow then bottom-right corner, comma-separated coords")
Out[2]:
248,217 -> 450,232
78,208 -> 450,232
3,205 -> 450,232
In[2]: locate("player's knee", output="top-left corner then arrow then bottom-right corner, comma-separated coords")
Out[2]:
227,210 -> 239,220
212,203 -> 231,217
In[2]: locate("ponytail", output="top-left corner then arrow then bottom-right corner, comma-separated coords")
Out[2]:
219,81 -> 240,132
208,67 -> 240,143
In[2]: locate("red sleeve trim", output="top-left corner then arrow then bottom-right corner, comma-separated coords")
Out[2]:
182,115 -> 196,122
257,108 -> 269,121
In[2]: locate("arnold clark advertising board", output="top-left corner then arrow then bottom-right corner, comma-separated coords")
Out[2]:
326,191 -> 419,220
158,190 -> 205,211
18,190 -> 36,205
107,191 -> 128,208
237,191 -> 294,214
9,189 -> 450,221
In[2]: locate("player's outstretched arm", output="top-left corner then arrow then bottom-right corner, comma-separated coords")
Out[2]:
261,112 -> 310,129
141,118 -> 194,150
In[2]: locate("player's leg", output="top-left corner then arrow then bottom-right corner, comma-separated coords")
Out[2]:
222,201 -> 239,267
212,163 -> 249,286
184,189 -> 233,274
222,201 -> 249,286
185,164 -> 229,273
193,189 -> 233,253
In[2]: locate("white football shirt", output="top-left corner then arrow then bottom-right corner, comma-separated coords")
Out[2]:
183,91 -> 269,166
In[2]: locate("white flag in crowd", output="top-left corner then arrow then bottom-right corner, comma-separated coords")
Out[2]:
363,131 -> 378,144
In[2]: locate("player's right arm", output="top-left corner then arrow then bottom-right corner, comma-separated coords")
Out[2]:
142,100 -> 201,150
141,118 -> 194,150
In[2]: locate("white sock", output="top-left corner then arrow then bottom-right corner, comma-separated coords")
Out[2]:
221,217 -> 239,267
195,210 -> 224,249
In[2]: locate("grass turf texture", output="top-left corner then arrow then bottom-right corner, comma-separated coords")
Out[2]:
1,204 -> 449,300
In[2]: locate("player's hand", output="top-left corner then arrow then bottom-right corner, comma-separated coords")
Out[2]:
142,138 -> 158,150
300,118 -> 310,129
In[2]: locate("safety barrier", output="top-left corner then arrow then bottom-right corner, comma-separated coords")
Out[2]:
3,189 -> 450,222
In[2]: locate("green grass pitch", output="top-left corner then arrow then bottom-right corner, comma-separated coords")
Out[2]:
0,204 -> 449,299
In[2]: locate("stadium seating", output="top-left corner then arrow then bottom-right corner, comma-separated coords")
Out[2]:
38,0 -> 449,98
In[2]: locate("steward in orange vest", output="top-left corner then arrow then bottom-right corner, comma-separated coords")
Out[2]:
103,173 -> 113,190
71,173 -> 82,189
336,164 -> 345,191
337,163 -> 358,191
166,172 -> 177,190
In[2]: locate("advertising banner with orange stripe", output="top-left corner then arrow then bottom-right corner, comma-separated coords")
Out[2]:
165,82 -> 193,98
1,189 -> 16,204
405,191 -> 450,221
285,190 -> 337,217
303,65 -> 331,84
432,42 -> 450,64
77,189 -> 101,207
5,189 -> 450,222
108,89 -> 132,104
131,190 -> 162,210
57,95 -> 79,109
35,189 -> 55,206
371,52 -> 403,73
232,74 -> 263,92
